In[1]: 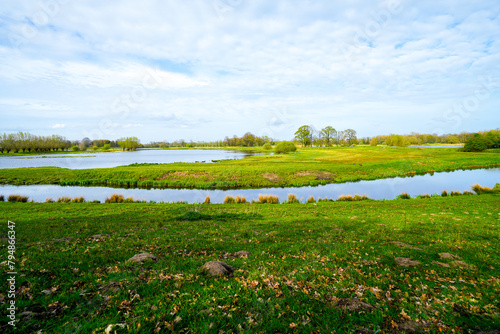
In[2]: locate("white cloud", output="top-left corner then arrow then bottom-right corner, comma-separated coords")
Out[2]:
52,123 -> 66,129
0,0 -> 499,141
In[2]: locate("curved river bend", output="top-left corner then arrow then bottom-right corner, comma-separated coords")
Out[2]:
1,168 -> 498,203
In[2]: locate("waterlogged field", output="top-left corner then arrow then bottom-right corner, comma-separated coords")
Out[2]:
0,146 -> 499,189
0,195 -> 499,333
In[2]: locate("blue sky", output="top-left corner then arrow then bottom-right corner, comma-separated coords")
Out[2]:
0,0 -> 499,142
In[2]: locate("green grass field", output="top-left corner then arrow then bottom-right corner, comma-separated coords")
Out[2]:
1,146 -> 499,189
1,195 -> 499,333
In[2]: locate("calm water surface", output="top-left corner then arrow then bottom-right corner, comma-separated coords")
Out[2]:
0,149 -> 255,169
1,168 -> 498,203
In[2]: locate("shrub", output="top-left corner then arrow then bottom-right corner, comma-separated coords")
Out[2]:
370,137 -> 378,146
353,195 -> 369,201
462,133 -> 492,152
204,196 -> 211,204
274,141 -> 297,154
307,196 -> 316,203
102,144 -> 111,150
450,191 -> 462,197
57,196 -> 72,203
417,194 -> 431,199
224,196 -> 235,204
45,198 -> 54,203
92,146 -> 99,151
258,194 -> 279,204
397,192 -> 411,200
462,191 -> 474,196
441,190 -> 448,197
105,194 -> 124,203
235,196 -> 247,204
472,184 -> 496,195
73,196 -> 86,203
0,195 -> 4,202
71,146 -> 79,152
8,195 -> 28,202
262,143 -> 272,151
287,194 -> 300,204
337,195 -> 353,201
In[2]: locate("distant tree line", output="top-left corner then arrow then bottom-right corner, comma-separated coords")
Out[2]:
366,130 -> 499,147
144,132 -> 274,149
0,132 -> 70,153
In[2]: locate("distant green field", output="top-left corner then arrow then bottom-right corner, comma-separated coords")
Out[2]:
1,146 -> 499,189
0,195 -> 499,333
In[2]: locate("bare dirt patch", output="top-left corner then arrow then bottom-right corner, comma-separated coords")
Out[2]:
294,170 -> 335,180
262,172 -> 283,182
439,252 -> 461,260
334,297 -> 373,312
432,261 -> 450,268
395,257 -> 421,267
450,260 -> 474,269
390,241 -> 423,250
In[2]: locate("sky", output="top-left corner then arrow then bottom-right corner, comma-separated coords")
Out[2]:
0,0 -> 499,143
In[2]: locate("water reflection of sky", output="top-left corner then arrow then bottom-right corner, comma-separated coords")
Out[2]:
1,168 -> 498,203
0,149 -> 254,169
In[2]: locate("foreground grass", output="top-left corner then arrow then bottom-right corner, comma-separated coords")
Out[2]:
0,195 -> 499,333
0,146 -> 499,189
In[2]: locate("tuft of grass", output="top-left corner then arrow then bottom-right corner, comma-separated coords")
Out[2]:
105,194 -> 125,203
471,184 -> 498,195
8,194 -> 29,202
56,196 -> 72,203
257,194 -> 279,204
204,196 -> 211,204
417,194 -> 431,199
45,197 -> 54,203
72,196 -> 86,203
287,194 -> 300,204
235,196 -> 247,204
450,191 -> 462,197
307,195 -> 316,203
224,196 -> 235,204
337,195 -> 353,201
397,192 -> 411,200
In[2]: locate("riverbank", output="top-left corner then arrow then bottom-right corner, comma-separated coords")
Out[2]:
0,146 -> 499,189
0,195 -> 498,333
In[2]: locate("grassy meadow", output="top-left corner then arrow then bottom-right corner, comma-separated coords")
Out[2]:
0,195 -> 499,333
1,146 -> 499,189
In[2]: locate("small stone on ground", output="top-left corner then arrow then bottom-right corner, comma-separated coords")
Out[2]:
201,261 -> 235,276
127,253 -> 158,263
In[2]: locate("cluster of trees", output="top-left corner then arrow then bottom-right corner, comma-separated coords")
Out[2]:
294,125 -> 358,147
223,132 -> 272,147
0,132 -> 70,153
117,137 -> 141,151
463,130 -> 500,152
145,132 -> 274,149
364,131 -> 478,147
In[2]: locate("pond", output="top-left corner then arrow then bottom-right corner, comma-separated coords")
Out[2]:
1,168 -> 498,203
0,149 -> 256,169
